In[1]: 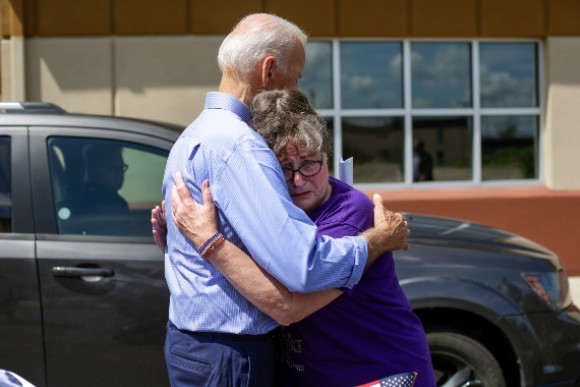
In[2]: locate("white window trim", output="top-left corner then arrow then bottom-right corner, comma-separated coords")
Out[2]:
312,38 -> 544,190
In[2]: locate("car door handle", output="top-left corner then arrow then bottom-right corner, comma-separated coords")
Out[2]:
52,266 -> 115,278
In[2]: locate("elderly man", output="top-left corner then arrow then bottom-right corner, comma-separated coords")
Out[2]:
158,13 -> 409,386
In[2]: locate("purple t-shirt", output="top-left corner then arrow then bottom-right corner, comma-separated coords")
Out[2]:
274,177 -> 436,387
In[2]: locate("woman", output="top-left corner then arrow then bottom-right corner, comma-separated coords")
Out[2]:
154,89 -> 435,387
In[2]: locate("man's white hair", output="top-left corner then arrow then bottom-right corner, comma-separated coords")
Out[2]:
217,13 -> 308,76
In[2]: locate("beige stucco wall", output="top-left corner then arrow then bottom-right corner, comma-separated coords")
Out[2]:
544,37 -> 580,190
0,41 -> 12,101
26,38 -> 113,115
114,36 -> 222,126
24,36 -> 223,126
1,37 -> 26,102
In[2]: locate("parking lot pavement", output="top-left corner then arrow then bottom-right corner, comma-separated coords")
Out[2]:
570,277 -> 580,304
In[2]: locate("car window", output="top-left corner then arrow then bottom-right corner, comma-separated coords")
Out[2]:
47,137 -> 167,237
0,136 -> 11,233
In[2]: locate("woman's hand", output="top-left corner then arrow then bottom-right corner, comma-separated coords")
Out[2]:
151,201 -> 167,252
171,172 -> 219,249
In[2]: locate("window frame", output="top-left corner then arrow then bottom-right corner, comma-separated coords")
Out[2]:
305,38 -> 544,189
45,136 -> 169,237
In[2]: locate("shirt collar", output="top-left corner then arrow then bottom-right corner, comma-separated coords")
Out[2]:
205,92 -> 252,125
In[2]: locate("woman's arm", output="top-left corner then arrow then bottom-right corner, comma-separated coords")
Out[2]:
169,173 -> 341,325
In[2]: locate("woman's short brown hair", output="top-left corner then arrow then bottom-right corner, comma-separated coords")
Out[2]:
250,89 -> 332,158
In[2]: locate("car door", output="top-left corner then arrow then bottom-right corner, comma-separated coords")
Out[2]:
29,125 -> 172,387
0,128 -> 45,385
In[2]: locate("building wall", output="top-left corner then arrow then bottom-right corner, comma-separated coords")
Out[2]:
24,36 -> 222,124
1,0 -> 580,273
545,37 -> 580,190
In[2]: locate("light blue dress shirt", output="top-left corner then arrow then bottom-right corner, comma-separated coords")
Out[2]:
163,92 -> 369,334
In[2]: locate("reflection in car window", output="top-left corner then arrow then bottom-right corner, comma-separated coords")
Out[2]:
0,136 -> 11,233
47,137 -> 167,237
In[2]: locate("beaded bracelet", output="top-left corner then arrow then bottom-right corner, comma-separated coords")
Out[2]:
198,232 -> 226,258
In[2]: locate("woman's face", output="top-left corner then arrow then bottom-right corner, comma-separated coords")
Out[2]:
278,143 -> 331,213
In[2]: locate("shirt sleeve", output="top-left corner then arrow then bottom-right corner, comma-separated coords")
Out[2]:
317,219 -> 370,296
211,138 -> 368,293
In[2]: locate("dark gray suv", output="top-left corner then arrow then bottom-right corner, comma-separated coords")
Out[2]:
1,103 -> 579,387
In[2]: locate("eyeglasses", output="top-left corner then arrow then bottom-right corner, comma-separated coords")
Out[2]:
281,159 -> 323,182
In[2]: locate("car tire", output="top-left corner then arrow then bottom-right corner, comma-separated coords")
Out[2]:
427,331 -> 506,387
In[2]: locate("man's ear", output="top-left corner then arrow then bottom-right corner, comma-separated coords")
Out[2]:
260,56 -> 276,88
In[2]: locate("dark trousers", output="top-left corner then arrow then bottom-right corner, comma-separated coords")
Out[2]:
165,321 -> 275,387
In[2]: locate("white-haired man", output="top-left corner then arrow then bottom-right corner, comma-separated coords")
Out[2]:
158,13 -> 409,386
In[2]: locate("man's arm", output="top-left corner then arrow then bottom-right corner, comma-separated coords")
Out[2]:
161,138 -> 409,293
152,172 -> 408,322
214,146 -> 409,292
168,174 -> 342,325
152,188 -> 409,265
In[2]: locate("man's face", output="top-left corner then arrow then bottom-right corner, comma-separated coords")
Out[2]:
269,43 -> 305,91
279,143 -> 331,214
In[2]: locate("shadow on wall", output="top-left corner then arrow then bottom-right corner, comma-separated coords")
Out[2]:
26,36 -> 222,94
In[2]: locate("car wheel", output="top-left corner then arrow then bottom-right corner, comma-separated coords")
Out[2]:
427,331 -> 506,387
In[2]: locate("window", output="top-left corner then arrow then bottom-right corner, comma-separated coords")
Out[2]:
341,42 -> 403,109
301,41 -> 333,109
481,115 -> 538,180
411,42 -> 471,108
47,137 -> 167,237
342,117 -> 404,183
0,136 -> 11,232
300,40 -> 541,186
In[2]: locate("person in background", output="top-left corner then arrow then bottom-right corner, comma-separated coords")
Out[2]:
413,138 -> 434,182
81,143 -> 129,213
157,89 -> 435,387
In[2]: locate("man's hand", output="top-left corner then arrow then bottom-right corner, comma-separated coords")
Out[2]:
373,193 -> 410,250
171,172 -> 219,249
151,201 -> 167,252
362,193 -> 410,264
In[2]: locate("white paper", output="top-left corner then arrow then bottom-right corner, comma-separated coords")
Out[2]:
338,157 -> 353,186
